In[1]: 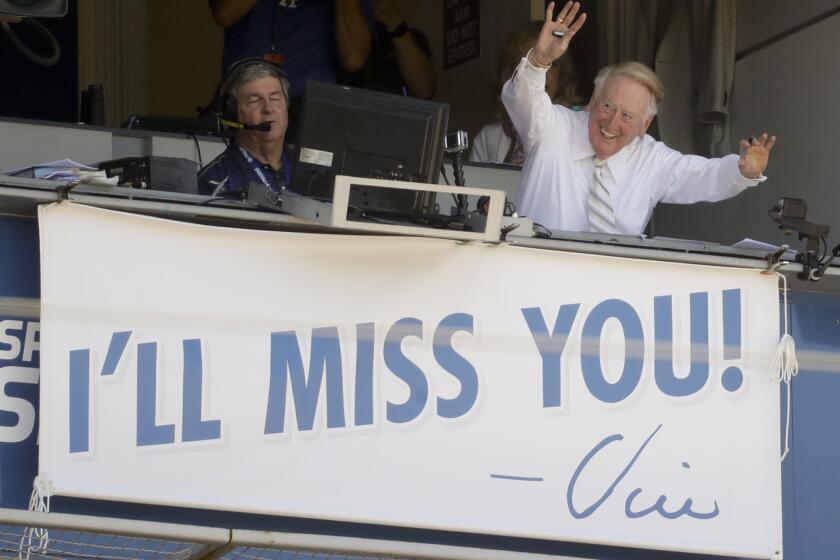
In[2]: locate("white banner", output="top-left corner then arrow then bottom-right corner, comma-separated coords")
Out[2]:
38,203 -> 782,558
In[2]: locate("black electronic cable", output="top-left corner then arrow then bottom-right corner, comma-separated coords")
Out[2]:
188,134 -> 204,168
439,163 -> 450,185
1,18 -> 60,66
532,222 -> 552,239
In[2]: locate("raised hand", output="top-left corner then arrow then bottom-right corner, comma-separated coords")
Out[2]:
738,133 -> 777,179
373,0 -> 402,32
531,1 -> 586,67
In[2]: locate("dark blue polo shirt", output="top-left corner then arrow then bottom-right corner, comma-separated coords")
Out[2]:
221,0 -> 374,97
198,142 -> 292,197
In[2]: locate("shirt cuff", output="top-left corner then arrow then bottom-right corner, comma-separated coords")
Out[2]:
512,55 -> 548,86
740,172 -> 768,186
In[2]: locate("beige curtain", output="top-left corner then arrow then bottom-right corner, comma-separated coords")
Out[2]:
77,0 -> 149,128
597,0 -> 736,157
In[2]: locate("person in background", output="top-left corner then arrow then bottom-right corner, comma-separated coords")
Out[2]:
340,0 -> 436,99
198,59 -> 292,198
470,20 -> 582,165
210,0 -> 374,98
502,1 -> 776,236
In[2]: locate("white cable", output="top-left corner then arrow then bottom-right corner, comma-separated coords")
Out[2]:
769,273 -> 799,462
18,476 -> 53,560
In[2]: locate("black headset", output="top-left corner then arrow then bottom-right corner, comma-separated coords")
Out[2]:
212,57 -> 290,125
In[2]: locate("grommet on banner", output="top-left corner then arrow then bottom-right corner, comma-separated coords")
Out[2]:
19,475 -> 53,560
769,273 -> 799,462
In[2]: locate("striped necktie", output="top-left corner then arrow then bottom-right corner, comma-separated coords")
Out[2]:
588,159 -> 616,233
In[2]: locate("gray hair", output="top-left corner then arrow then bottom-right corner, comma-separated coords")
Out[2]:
230,63 -> 290,105
592,61 -> 664,119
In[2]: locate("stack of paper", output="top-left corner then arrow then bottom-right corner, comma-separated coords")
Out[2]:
4,159 -> 119,186
732,238 -> 798,259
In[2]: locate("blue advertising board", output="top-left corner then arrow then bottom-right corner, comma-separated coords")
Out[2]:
0,216 -> 40,508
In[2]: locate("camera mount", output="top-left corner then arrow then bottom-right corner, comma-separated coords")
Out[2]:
768,197 -> 833,280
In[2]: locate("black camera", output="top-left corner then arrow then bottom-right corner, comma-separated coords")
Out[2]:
768,197 -> 832,280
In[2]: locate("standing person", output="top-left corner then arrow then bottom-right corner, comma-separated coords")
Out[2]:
210,0 -> 374,97
501,1 -> 776,235
470,20 -> 582,165
199,59 -> 292,197
342,0 -> 435,99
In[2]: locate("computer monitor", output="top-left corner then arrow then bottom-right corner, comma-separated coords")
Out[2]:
289,80 -> 449,215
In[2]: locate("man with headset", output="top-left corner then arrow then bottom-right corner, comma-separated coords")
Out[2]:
199,59 -> 292,197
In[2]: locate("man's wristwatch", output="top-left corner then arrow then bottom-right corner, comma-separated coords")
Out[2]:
389,22 -> 409,38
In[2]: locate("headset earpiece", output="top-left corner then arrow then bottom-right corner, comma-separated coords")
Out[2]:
212,57 -> 290,125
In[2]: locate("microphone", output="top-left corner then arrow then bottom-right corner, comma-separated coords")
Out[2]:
220,118 -> 272,132
243,121 -> 272,131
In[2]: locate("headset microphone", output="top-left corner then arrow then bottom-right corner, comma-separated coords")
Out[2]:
213,59 -> 288,134
220,119 -> 272,132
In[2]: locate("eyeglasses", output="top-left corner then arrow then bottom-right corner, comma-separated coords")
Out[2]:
596,99 -> 639,124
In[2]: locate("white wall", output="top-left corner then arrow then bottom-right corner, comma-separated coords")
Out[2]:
652,1 -> 840,247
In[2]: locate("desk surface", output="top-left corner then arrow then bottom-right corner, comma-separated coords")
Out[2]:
2,173 -> 837,294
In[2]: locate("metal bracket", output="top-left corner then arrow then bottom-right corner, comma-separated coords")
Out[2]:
762,244 -> 790,275
54,180 -> 81,200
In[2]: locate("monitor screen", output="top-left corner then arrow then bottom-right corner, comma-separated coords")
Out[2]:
289,80 -> 449,215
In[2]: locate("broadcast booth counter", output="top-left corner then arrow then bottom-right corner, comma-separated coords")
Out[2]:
1,117 -> 839,560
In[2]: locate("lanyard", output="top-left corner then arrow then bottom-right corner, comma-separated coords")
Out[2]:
237,145 -> 274,190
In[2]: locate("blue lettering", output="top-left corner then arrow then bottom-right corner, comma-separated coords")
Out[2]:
101,331 -> 132,376
265,327 -> 346,434
625,487 -> 719,519
567,425 -> 661,518
0,365 -> 38,443
521,305 -> 580,408
265,327 -> 344,434
722,289 -> 741,360
22,322 -> 39,363
136,342 -> 175,446
568,425 -> 720,520
384,318 -> 428,423
181,339 -> 221,442
0,320 -> 23,360
434,313 -> 478,419
0,320 -> 40,364
580,299 -> 643,404
654,293 -> 709,397
69,349 -> 90,452
354,322 -> 375,426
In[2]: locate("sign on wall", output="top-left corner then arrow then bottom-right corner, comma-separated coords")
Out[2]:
38,203 -> 782,558
0,314 -> 40,508
443,0 -> 480,69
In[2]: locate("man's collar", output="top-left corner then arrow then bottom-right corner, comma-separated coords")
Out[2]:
574,113 -> 641,179
601,136 -> 640,182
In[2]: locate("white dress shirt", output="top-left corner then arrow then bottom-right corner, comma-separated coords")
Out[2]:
501,57 -> 764,235
469,122 -> 512,164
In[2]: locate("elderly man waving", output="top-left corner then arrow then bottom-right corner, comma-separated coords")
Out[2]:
502,1 -> 776,235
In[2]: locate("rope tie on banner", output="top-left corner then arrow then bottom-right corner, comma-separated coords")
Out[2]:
769,273 -> 799,462
19,476 -> 53,560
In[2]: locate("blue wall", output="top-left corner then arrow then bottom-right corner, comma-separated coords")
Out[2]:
783,292 -> 840,559
0,217 -> 40,508
0,217 -> 39,299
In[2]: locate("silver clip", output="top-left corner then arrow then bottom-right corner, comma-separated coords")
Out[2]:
762,245 -> 790,275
